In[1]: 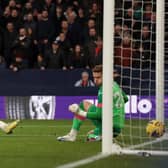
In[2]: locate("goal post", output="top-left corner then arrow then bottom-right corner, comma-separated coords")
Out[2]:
102,0 -> 168,156
156,0 -> 165,122
102,0 -> 114,154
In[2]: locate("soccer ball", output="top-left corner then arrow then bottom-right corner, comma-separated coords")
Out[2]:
146,120 -> 165,137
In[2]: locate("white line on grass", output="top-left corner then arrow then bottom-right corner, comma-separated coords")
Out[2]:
56,133 -> 168,168
18,125 -> 92,128
56,153 -> 111,168
125,132 -> 168,150
0,134 -> 86,137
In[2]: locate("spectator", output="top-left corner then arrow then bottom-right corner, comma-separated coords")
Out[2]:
94,36 -> 103,66
45,40 -> 67,70
64,5 -> 74,19
115,35 -> 134,67
56,32 -> 72,64
72,0 -> 80,14
143,3 -> 153,22
66,10 -> 82,47
60,20 -> 69,35
36,9 -> 55,54
53,5 -> 66,37
89,2 -> 103,35
43,0 -> 56,19
34,54 -> 46,70
26,26 -> 39,68
0,56 -> 6,69
8,8 -> 22,30
22,2 -> 33,21
10,27 -> 33,70
76,8 -> 86,29
114,24 -> 122,46
137,25 -> 155,68
84,27 -> 98,68
3,6 -> 11,26
3,22 -> 18,67
24,13 -> 36,38
83,18 -> 96,44
70,44 -> 87,69
74,71 -> 95,87
8,0 -> 16,10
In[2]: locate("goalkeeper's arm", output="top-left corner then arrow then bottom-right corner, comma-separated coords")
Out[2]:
69,104 -> 102,119
86,108 -> 102,119
76,108 -> 102,120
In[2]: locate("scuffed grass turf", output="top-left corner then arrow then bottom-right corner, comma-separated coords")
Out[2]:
0,120 -> 167,168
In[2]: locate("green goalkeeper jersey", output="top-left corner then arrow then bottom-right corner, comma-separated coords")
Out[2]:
87,81 -> 128,129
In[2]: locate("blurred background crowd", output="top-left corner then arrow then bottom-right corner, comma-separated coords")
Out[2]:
0,0 -> 156,71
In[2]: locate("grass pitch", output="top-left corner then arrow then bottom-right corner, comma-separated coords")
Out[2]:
0,120 -> 167,168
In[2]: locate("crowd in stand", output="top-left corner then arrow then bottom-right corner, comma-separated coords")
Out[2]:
0,0 -> 156,71
115,0 -> 156,68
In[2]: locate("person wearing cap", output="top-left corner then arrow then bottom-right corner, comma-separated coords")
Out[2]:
45,40 -> 67,70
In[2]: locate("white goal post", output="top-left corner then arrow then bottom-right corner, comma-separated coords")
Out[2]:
156,0 -> 164,122
102,0 -> 168,156
102,0 -> 114,154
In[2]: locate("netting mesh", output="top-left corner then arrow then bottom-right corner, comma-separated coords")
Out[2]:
112,0 -> 168,152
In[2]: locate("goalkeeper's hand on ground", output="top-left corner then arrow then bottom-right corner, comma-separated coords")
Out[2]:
68,104 -> 87,117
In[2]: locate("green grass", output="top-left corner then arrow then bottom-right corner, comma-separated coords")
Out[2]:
0,120 -> 167,168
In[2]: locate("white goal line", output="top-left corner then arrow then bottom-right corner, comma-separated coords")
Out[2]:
56,153 -> 110,168
121,133 -> 168,156
56,133 -> 168,168
125,132 -> 168,150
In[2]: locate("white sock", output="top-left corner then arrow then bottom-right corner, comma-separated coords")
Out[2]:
69,129 -> 78,139
0,121 -> 8,131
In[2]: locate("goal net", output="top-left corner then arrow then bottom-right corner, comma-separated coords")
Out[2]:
103,0 -> 168,155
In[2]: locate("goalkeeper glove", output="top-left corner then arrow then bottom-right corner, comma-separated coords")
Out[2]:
68,104 -> 79,113
68,104 -> 87,117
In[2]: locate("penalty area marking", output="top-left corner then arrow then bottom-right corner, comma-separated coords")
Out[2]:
56,153 -> 111,168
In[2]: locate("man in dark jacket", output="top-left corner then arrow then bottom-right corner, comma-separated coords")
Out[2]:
11,27 -> 33,71
45,40 -> 67,70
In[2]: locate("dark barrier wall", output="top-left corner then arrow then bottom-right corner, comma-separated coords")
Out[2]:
0,69 -> 98,96
0,67 -> 157,96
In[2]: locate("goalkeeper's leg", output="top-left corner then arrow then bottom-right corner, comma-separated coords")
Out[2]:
85,105 -> 102,141
0,120 -> 20,134
0,121 -> 7,132
57,102 -> 86,141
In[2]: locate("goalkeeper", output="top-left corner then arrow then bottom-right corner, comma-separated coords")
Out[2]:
57,65 -> 128,141
0,120 -> 19,134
